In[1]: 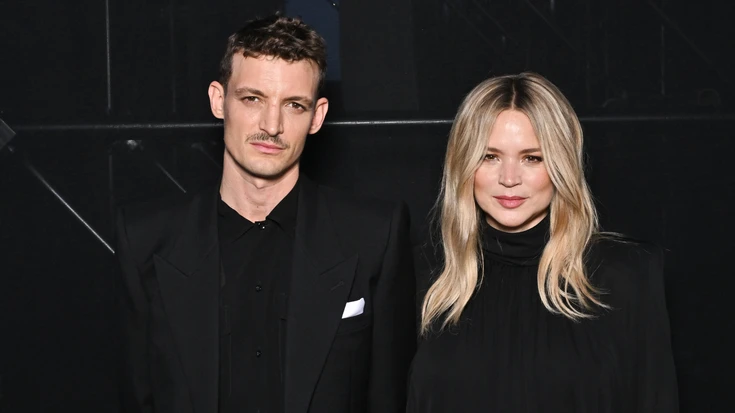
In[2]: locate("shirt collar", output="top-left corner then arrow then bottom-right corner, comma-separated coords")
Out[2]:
217,179 -> 300,233
267,179 -> 299,233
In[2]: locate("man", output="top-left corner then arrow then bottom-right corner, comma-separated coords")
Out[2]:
115,15 -> 416,413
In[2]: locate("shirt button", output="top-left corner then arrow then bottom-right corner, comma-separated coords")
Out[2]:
256,350 -> 262,357
255,284 -> 262,292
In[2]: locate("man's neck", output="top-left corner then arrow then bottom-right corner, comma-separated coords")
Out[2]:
219,161 -> 299,222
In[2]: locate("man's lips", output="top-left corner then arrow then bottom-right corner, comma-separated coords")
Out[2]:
251,142 -> 285,154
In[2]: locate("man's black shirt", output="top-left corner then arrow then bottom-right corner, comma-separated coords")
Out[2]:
217,181 -> 299,413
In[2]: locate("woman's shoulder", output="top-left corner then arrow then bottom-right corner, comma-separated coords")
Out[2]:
586,234 -> 666,307
587,234 -> 664,268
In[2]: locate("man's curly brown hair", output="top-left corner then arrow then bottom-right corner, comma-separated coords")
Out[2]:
218,15 -> 327,95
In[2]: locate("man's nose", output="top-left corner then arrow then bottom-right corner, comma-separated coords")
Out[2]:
259,103 -> 284,137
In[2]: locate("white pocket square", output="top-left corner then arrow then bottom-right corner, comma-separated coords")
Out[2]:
342,298 -> 365,319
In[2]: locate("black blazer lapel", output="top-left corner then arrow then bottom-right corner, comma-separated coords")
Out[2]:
284,177 -> 359,413
153,184 -> 220,413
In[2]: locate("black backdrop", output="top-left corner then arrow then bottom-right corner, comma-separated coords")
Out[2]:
1,0 -> 734,412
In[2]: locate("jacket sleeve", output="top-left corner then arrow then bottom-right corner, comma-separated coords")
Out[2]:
115,208 -> 154,413
368,202 -> 417,413
633,246 -> 679,412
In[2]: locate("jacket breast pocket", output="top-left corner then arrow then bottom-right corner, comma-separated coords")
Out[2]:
335,313 -> 371,336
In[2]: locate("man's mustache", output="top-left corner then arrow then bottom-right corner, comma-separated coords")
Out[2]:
246,133 -> 289,149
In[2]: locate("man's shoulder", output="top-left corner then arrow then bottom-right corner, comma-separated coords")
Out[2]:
117,189 -> 193,229
316,182 -> 403,223
116,182 -> 216,244
311,182 -> 408,250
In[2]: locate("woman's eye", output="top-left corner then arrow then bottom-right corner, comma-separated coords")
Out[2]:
525,155 -> 543,163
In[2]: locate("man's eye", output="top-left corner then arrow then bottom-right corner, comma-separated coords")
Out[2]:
288,102 -> 306,110
242,96 -> 259,102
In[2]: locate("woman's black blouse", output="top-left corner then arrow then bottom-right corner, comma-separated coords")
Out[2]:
408,217 -> 678,412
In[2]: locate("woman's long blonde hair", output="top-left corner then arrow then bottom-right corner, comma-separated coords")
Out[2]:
421,72 -> 606,334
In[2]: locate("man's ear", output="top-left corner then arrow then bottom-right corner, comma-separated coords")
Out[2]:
308,97 -> 329,134
208,81 -> 226,119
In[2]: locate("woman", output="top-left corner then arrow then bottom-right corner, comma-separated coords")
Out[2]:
408,72 -> 678,412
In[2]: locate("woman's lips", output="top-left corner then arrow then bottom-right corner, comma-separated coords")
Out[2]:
493,196 -> 526,209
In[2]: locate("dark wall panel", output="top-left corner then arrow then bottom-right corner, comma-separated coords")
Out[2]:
109,0 -> 283,121
0,1 -> 108,124
0,133 -> 118,412
585,122 -> 735,412
338,0 -> 419,114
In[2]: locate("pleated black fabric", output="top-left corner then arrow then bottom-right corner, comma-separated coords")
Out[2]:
408,216 -> 678,412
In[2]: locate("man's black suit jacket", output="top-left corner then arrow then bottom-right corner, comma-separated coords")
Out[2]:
115,177 -> 416,413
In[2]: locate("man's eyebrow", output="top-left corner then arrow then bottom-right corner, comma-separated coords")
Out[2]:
233,87 -> 265,97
